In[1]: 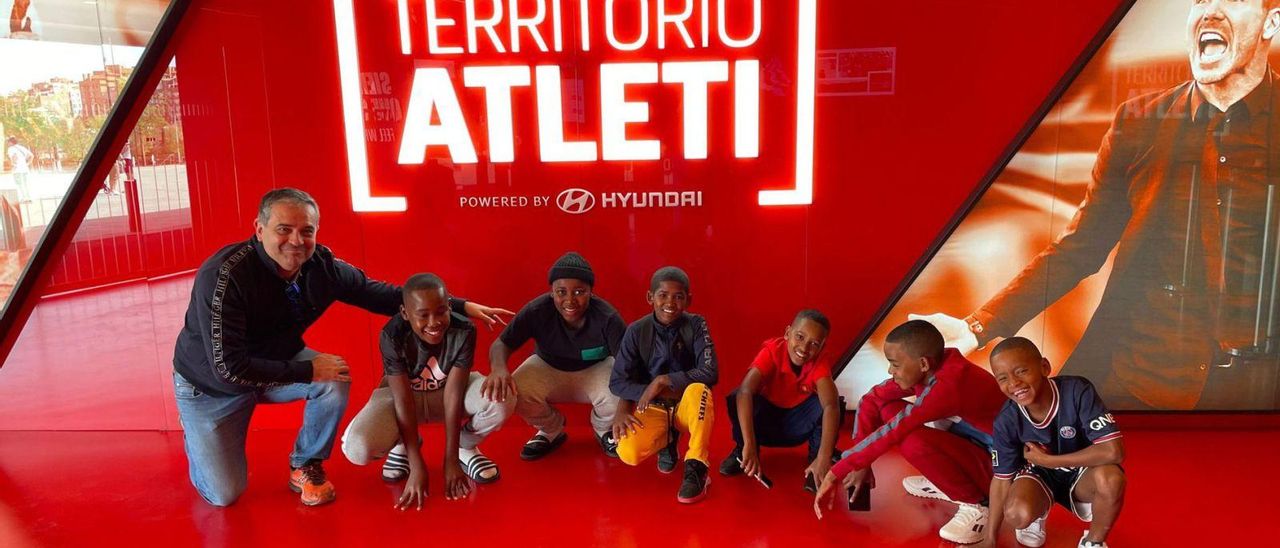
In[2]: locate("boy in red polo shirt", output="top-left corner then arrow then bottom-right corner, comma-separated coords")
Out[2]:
719,310 -> 842,492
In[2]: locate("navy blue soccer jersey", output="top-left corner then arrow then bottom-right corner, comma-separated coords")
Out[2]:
991,376 -> 1121,479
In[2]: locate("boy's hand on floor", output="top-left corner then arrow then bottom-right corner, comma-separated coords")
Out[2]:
813,471 -> 840,519
396,469 -> 428,511
845,467 -> 872,490
443,461 -> 473,501
804,458 -> 831,485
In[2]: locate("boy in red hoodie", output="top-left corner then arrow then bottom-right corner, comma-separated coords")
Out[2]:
814,320 -> 1006,544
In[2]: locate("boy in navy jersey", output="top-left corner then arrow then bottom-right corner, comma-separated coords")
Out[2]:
981,337 -> 1126,548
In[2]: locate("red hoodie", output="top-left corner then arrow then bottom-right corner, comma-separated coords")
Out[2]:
830,348 -> 1005,479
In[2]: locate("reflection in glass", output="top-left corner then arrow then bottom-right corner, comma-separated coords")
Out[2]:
0,0 -> 172,313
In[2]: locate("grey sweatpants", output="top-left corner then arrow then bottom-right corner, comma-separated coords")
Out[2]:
342,372 -> 514,464
511,355 -> 617,436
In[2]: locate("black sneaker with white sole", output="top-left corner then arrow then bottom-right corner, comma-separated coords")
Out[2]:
677,460 -> 710,503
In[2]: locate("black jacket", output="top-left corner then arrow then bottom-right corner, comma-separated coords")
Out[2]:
172,237 -> 463,397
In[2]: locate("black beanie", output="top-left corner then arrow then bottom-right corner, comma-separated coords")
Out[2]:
548,252 -> 595,286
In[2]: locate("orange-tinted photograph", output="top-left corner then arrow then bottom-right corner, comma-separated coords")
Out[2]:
839,0 -> 1280,411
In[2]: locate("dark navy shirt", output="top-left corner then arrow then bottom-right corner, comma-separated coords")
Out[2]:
499,294 -> 625,372
992,376 -> 1122,478
609,313 -> 718,402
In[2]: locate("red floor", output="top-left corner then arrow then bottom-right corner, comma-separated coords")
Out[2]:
0,421 -> 1273,547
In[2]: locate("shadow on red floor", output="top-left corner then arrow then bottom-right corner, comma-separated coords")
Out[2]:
0,420 -> 1274,547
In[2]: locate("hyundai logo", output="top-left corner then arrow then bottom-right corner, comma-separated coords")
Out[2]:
556,188 -> 596,214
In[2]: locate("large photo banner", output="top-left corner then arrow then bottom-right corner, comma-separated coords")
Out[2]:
837,0 -> 1280,411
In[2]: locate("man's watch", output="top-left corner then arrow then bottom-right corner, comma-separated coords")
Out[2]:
964,315 -> 985,337
963,314 -> 992,348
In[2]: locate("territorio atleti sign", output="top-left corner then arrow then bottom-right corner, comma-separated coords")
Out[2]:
332,0 -> 816,212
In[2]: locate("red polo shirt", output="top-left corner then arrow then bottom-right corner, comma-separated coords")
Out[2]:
750,337 -> 832,408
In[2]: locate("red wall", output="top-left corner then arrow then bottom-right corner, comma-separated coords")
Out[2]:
0,0 -> 1126,430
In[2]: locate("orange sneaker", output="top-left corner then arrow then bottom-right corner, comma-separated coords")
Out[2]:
288,461 -> 336,506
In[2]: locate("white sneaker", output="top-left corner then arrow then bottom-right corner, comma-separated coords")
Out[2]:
938,503 -> 989,544
902,475 -> 954,502
1015,516 -> 1047,547
1078,531 -> 1108,548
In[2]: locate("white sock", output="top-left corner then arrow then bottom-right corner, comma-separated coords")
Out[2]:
388,443 -> 407,457
458,446 -> 479,461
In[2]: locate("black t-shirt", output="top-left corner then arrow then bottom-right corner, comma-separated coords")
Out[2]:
499,294 -> 625,372
380,313 -> 475,391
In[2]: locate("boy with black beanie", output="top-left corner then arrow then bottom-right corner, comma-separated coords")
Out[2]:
487,252 -> 627,460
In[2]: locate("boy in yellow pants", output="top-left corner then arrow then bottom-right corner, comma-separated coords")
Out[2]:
609,266 -> 718,503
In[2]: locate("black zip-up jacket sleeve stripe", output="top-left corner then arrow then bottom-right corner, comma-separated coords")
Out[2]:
668,316 -> 718,391
206,244 -> 313,386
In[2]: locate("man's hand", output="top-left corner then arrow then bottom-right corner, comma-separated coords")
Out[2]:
813,471 -> 841,519
611,411 -> 643,441
463,301 -> 514,331
395,467 -> 427,510
311,353 -> 351,382
443,460 -> 473,501
740,445 -> 762,478
1023,442 -> 1054,467
907,313 -> 979,355
481,368 -> 517,402
636,375 -> 672,411
804,457 -> 832,486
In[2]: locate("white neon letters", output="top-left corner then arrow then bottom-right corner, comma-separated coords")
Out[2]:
396,60 -> 758,164
535,65 -> 597,162
662,61 -> 728,160
334,0 -> 814,211
398,67 -> 478,165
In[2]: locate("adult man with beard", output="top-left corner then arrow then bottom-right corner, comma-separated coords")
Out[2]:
920,0 -> 1280,410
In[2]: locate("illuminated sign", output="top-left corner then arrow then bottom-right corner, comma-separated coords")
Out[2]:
332,0 -> 816,212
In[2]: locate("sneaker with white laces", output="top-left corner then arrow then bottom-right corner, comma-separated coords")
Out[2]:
1015,516 -> 1047,548
1078,531 -> 1109,548
938,503 -> 989,544
902,475 -> 954,502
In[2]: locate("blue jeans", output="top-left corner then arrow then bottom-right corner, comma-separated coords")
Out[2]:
173,349 -> 349,506
727,391 -> 831,461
